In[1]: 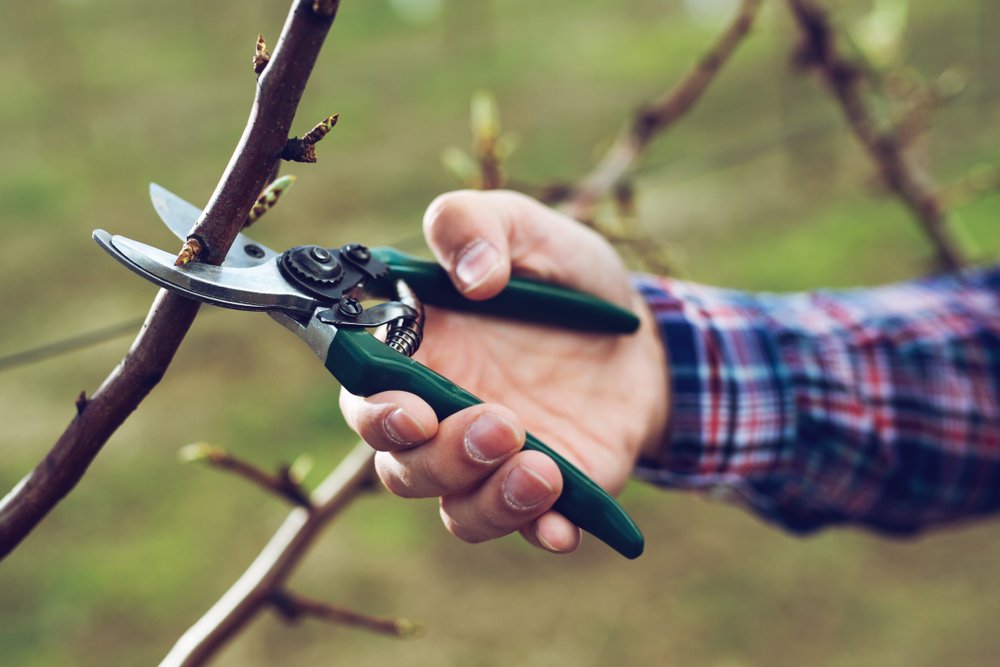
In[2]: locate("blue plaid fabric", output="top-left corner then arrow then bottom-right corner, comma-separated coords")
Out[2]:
633,265 -> 1000,534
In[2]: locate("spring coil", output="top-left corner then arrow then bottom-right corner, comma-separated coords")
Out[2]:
385,280 -> 424,358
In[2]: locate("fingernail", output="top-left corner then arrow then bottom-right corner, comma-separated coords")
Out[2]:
455,240 -> 501,292
384,408 -> 427,446
503,466 -> 555,511
535,529 -> 560,553
464,413 -> 520,463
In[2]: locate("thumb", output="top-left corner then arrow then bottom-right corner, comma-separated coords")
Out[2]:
422,190 -> 514,300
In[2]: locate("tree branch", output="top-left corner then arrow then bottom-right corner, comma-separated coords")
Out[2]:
160,442 -> 377,667
786,0 -> 966,271
562,0 -> 763,220
269,589 -> 419,638
0,0 -> 341,559
179,444 -> 313,509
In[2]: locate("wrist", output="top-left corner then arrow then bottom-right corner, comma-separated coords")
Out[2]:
630,289 -> 671,463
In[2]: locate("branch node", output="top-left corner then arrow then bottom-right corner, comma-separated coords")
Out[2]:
75,391 -> 89,416
174,236 -> 204,267
312,0 -> 338,18
283,114 -> 339,163
281,138 -> 316,163
253,33 -> 271,75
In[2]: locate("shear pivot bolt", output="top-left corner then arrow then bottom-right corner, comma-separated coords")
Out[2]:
338,297 -> 363,318
345,244 -> 371,263
310,247 -> 333,263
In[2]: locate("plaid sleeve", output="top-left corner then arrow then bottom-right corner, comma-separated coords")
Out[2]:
633,266 -> 1000,534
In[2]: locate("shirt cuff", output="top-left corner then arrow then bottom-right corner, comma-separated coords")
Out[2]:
631,275 -> 797,516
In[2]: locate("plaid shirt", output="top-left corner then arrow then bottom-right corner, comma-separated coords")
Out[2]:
633,265 -> 1000,534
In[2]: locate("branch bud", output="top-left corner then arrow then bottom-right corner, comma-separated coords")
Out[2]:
178,442 -> 225,464
175,237 -> 203,266
245,175 -> 297,228
253,33 -> 271,75
302,114 -> 339,145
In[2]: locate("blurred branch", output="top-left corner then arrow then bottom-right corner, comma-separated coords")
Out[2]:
179,444 -> 313,509
607,182 -> 675,275
939,164 -> 1000,209
562,0 -> 763,220
787,0 -> 967,271
270,589 -> 419,637
442,91 -> 517,190
160,442 -> 382,667
0,0 -> 341,559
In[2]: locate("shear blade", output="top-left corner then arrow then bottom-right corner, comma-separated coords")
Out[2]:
93,229 -> 317,317
149,183 -> 280,268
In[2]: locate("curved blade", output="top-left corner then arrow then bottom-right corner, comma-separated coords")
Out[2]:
93,229 -> 317,317
149,183 -> 279,268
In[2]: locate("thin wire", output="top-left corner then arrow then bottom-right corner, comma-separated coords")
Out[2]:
0,318 -> 147,372
0,233 -> 430,374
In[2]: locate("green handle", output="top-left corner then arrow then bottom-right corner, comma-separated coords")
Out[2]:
327,328 -> 644,559
370,247 -> 639,333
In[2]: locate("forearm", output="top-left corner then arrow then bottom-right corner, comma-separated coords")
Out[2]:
634,266 -> 1000,534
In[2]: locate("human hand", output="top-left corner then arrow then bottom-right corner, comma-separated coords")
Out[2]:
340,190 -> 669,554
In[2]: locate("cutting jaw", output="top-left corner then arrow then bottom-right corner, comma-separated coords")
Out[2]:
92,230 -> 321,317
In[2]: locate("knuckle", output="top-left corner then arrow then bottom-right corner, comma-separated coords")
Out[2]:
439,503 -> 489,544
375,455 -> 420,499
418,453 -> 449,494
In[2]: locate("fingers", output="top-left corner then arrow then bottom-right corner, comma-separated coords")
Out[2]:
339,389 -> 438,451
422,190 -> 514,300
520,512 -> 582,554
341,387 -> 578,553
422,190 -> 631,307
375,404 -> 525,499
439,450 -> 563,544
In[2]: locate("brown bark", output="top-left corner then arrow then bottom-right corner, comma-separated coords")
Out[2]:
0,0 -> 341,559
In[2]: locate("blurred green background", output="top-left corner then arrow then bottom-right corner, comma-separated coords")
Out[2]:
2,1 -> 999,665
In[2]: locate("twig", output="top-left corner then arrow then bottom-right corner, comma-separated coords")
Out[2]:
179,444 -> 313,509
270,589 -> 419,637
160,442 -> 377,667
562,0 -> 763,220
786,0 -> 967,271
0,0 -> 342,560
471,92 -> 506,190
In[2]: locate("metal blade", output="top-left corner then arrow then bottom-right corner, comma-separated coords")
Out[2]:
149,183 -> 280,268
93,229 -> 317,317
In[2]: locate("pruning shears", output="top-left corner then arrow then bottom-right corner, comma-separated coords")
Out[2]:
93,184 -> 645,559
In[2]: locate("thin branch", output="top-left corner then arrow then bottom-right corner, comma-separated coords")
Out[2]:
0,0 -> 342,560
179,444 -> 313,509
786,0 -> 966,271
160,442 -> 377,667
269,589 -> 419,638
562,0 -> 763,220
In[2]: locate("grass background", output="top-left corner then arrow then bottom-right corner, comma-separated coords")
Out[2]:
1,0 -> 999,665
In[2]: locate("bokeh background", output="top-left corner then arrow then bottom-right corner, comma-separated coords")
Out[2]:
2,1 -> 1000,665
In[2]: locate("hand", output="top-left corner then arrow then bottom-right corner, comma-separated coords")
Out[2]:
340,190 -> 669,554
